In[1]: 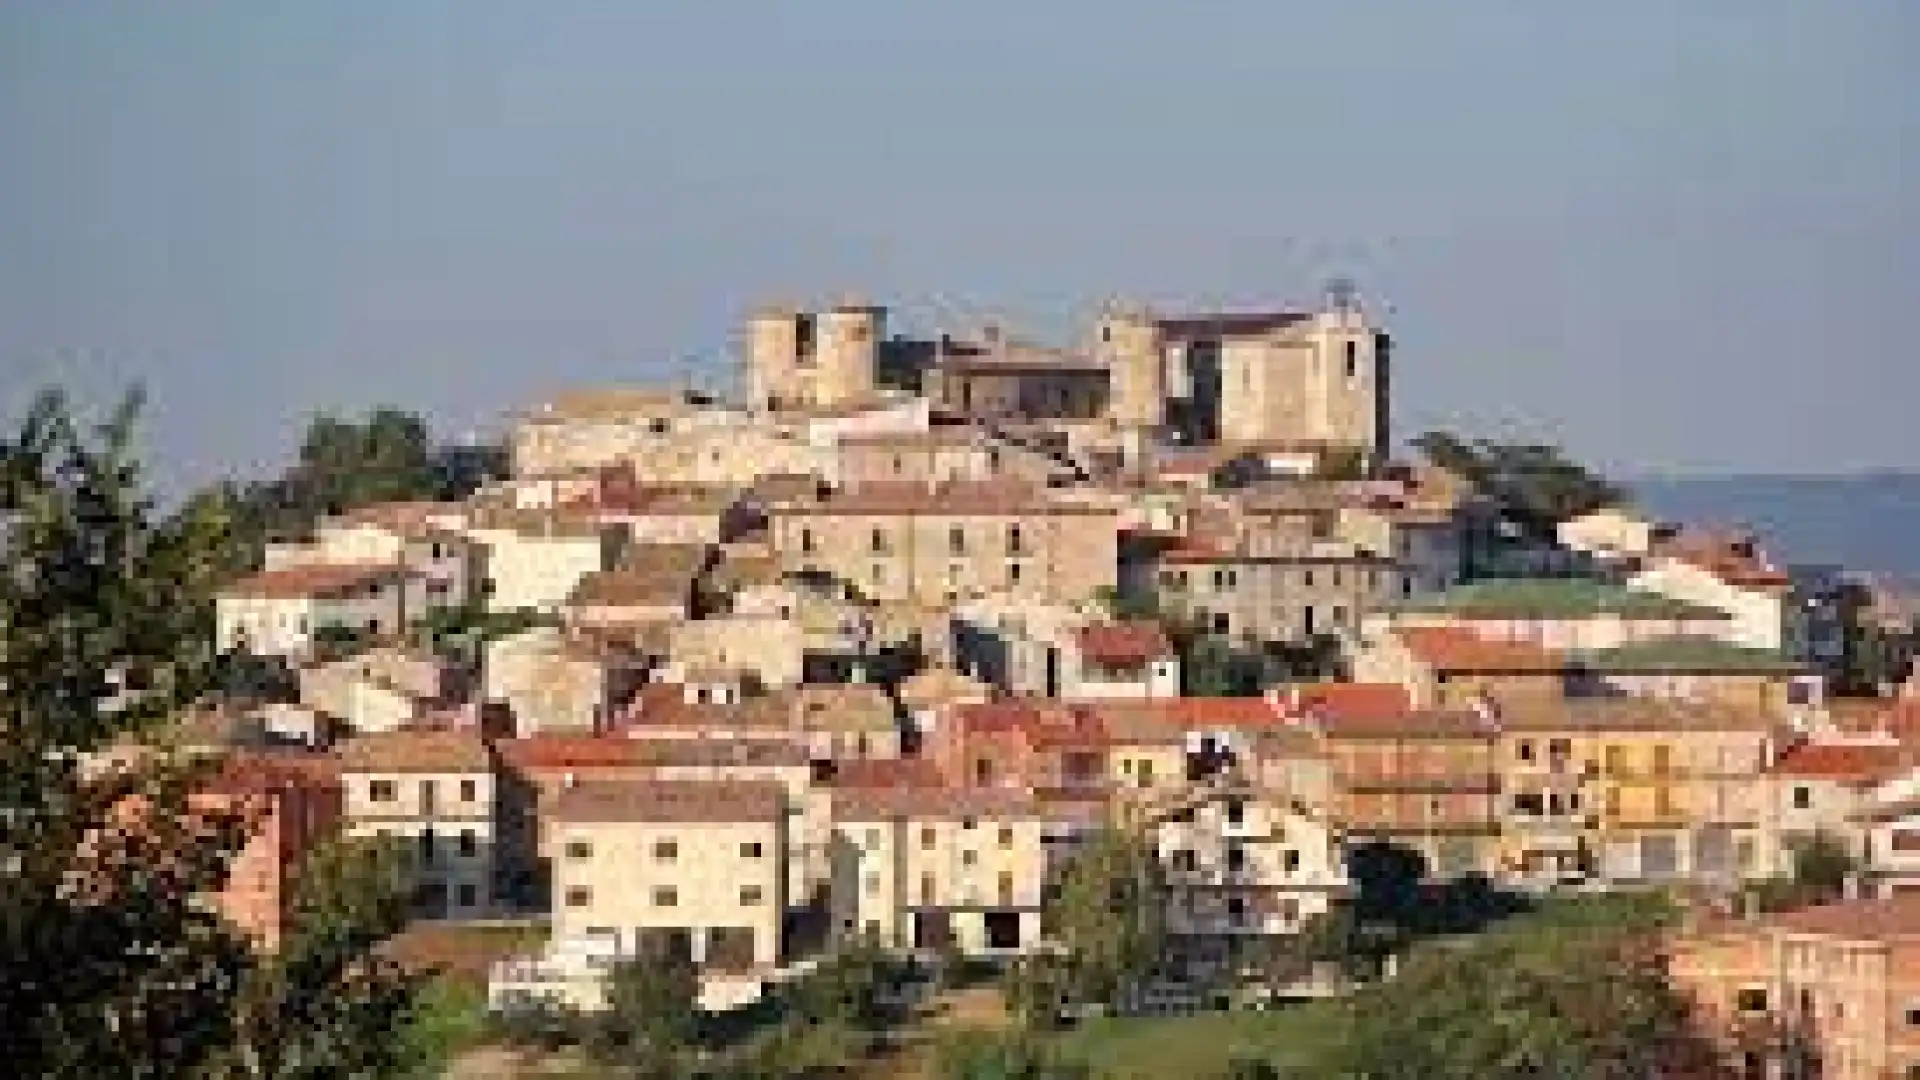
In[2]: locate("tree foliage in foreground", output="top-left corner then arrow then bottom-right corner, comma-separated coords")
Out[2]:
1312,906 -> 1714,1079
1412,430 -> 1624,541
0,388 -> 430,1078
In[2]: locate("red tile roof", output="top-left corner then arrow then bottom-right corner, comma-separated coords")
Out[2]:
1765,740 -> 1910,781
224,563 -> 407,600
1098,697 -> 1285,732
1764,894 -> 1920,940
496,734 -> 653,773
826,758 -> 947,789
1075,621 -> 1173,666
1279,682 -> 1413,722
1395,626 -> 1569,673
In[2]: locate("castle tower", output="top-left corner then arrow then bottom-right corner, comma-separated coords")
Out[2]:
1302,281 -> 1389,466
1097,304 -> 1166,430
813,299 -> 884,410
746,303 -> 806,411
744,298 -> 885,411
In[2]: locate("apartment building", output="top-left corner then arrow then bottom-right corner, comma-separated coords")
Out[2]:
1490,695 -> 1781,888
767,480 -> 1121,607
1126,526 -> 1401,646
1670,895 -> 1920,1080
829,783 -> 1049,955
1308,703 -> 1503,878
336,730 -> 497,919
1143,779 -> 1349,981
547,779 -> 788,970
1858,769 -> 1920,896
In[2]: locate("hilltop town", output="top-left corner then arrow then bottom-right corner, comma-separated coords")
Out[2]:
88,290 -> 1920,1076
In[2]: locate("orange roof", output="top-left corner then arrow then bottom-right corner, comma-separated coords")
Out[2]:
224,563 -> 407,600
951,701 -> 1110,748
1076,622 -> 1173,666
1099,697 -> 1284,732
1766,740 -> 1910,781
1282,682 -> 1412,722
1395,626 -> 1568,673
496,734 -> 652,773
1764,895 -> 1920,941
826,758 -> 947,789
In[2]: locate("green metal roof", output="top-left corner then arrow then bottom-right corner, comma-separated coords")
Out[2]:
1389,577 -> 1727,620
1576,636 -> 1807,673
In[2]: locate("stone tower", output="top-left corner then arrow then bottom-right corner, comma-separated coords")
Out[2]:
745,299 -> 885,411
1213,287 -> 1389,465
1097,304 -> 1166,431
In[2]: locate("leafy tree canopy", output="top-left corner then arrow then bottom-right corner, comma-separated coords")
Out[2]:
1411,430 -> 1624,541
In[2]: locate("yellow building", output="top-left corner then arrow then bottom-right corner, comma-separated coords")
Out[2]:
1491,694 -> 1781,888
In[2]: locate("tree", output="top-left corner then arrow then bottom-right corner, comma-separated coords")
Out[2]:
781,936 -> 908,1032
0,388 -> 435,1078
583,947 -> 701,1069
1044,827 -> 1168,1008
0,387 -> 253,1077
212,836 -> 432,1078
1411,431 -> 1623,542
1320,910 -> 1713,1079
1745,830 -> 1860,913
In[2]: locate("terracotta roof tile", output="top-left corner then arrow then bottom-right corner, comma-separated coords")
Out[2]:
1765,741 -> 1911,781
496,735 -> 652,773
1764,894 -> 1920,940
548,778 -> 786,823
223,563 -> 408,600
1075,621 -> 1174,667
1395,626 -> 1569,673
335,730 -> 493,773
1279,682 -> 1413,721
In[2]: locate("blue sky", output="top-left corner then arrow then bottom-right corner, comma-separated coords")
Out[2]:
1,2 -> 1913,494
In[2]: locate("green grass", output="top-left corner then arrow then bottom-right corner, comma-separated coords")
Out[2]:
1048,1002 -> 1351,1079
397,976 -> 490,1078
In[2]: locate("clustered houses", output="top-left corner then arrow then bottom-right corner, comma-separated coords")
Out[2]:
182,289 -> 1919,1045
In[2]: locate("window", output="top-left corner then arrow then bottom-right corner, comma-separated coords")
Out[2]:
565,840 -> 591,860
1906,1005 -> 1920,1027
869,528 -> 886,554
1517,741 -> 1536,763
1211,612 -> 1230,635
652,887 -> 678,907
1008,562 -> 1022,585
1792,786 -> 1812,810
864,872 -> 880,895
864,829 -> 881,852
739,885 -> 764,906
961,817 -> 978,830
565,887 -> 590,907
800,528 -> 815,554
1284,849 -> 1301,872
998,826 -> 1015,848
456,883 -> 477,907
1344,340 -> 1358,378
920,873 -> 936,904
369,780 -> 396,802
961,850 -> 979,867
1007,525 -> 1024,555
921,827 -> 937,850
997,872 -> 1015,906
418,831 -> 437,866
1225,799 -> 1245,826
949,526 -> 966,555
653,840 -> 679,861
458,830 -> 477,858
740,841 -> 764,859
